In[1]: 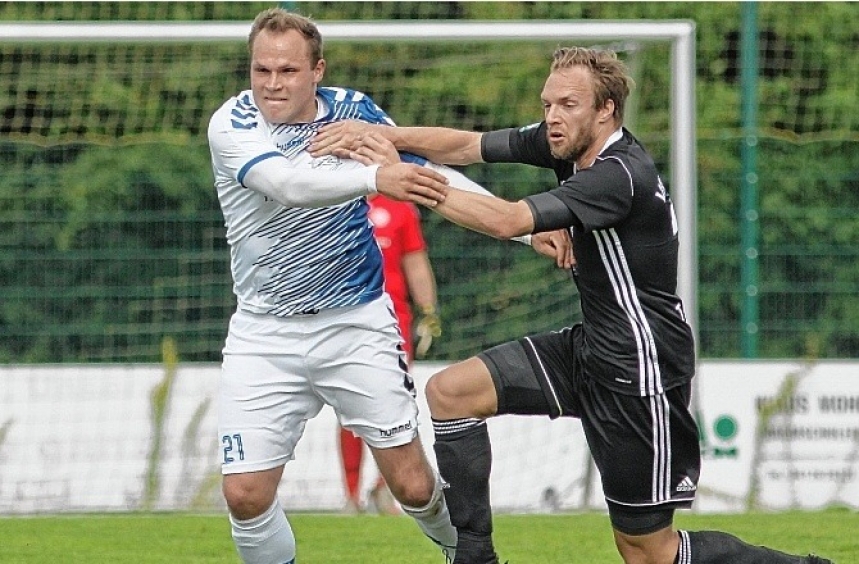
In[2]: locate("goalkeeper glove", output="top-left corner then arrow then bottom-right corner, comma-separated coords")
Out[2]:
415,305 -> 441,359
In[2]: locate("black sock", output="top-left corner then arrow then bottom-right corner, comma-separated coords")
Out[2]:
681,530 -> 805,563
433,418 -> 498,564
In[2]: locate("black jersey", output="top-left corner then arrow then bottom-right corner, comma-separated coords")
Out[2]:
481,123 -> 695,396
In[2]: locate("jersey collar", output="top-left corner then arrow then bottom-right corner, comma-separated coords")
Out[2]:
598,128 -> 624,155
575,128 -> 623,174
313,94 -> 328,122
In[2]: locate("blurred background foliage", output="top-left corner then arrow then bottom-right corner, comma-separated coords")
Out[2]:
0,2 -> 857,362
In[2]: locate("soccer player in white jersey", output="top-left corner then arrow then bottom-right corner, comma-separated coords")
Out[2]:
207,7 -> 573,564
207,8 -> 460,564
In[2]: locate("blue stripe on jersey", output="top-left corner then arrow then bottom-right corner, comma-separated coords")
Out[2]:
399,152 -> 427,165
252,199 -> 384,315
272,123 -> 319,159
316,87 -> 427,165
231,93 -> 259,129
238,151 -> 284,186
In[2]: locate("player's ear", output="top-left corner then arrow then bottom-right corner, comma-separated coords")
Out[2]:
598,99 -> 615,123
313,58 -> 326,83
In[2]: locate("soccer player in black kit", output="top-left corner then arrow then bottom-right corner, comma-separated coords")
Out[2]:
312,47 -> 832,564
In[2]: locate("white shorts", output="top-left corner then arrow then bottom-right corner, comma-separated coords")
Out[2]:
218,295 -> 418,475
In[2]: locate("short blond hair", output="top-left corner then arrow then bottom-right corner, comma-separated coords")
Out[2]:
551,47 -> 633,122
248,8 -> 323,64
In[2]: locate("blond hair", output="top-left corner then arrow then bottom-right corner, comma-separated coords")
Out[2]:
248,8 -> 323,64
551,47 -> 633,122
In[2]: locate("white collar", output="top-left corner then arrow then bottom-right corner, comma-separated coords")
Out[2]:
574,128 -> 623,173
598,128 -> 624,155
314,95 -> 327,121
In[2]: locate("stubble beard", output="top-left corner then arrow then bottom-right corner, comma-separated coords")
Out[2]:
550,131 -> 594,163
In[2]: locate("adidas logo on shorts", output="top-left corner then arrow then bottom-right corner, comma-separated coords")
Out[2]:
676,476 -> 697,492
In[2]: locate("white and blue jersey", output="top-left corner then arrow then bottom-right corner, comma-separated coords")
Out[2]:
208,87 -> 422,316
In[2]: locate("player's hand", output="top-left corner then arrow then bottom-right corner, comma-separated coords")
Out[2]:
345,131 -> 401,167
342,132 -> 447,206
415,305 -> 442,359
316,125 -> 447,207
532,229 -> 575,269
310,120 -> 381,159
376,163 -> 448,207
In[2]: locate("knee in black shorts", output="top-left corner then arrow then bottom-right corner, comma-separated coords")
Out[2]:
607,502 -> 675,536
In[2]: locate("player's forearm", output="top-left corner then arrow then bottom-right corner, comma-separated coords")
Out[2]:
401,252 -> 437,310
388,127 -> 483,166
425,162 -> 531,245
243,158 -> 378,208
432,188 -> 534,241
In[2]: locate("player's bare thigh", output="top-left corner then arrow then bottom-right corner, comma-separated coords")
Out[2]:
425,356 -> 498,420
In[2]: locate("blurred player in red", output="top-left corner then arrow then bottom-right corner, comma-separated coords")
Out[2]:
339,193 -> 441,514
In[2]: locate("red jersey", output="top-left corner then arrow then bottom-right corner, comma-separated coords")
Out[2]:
367,195 -> 427,355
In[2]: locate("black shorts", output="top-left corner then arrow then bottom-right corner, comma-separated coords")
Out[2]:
478,325 -> 700,535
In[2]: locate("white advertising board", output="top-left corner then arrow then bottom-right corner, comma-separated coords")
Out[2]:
695,361 -> 859,512
0,361 -> 856,514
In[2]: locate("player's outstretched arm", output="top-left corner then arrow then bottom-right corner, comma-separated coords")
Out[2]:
312,121 -> 483,166
423,161 -> 534,246
433,189 -> 534,241
346,133 -> 533,241
341,132 -> 450,207
232,132 -> 447,209
375,164 -> 449,208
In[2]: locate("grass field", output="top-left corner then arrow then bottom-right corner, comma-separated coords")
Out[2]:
1,508 -> 856,563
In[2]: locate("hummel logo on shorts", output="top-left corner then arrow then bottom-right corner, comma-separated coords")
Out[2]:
676,476 -> 697,492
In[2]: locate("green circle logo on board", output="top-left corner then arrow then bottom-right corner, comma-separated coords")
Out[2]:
713,415 -> 738,441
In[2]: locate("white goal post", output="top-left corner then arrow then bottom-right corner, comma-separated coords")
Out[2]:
1,19 -> 698,337
0,20 -> 697,514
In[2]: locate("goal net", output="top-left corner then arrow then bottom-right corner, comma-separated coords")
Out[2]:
0,20 -> 694,513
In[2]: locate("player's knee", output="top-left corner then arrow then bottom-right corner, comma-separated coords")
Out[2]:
222,475 -> 278,520
394,483 -> 435,509
614,534 -> 650,564
389,479 -> 434,508
425,371 -> 453,417
425,368 -> 475,418
384,465 -> 436,508
612,520 -> 678,564
426,366 -> 495,419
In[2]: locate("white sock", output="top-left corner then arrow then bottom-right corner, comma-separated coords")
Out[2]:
230,499 -> 296,564
401,475 -> 457,563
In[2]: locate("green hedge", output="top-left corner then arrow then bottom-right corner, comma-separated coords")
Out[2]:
1,2 -> 858,361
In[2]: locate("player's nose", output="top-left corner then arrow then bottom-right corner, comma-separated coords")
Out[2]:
265,72 -> 282,90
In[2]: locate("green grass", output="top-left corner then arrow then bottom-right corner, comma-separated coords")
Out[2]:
0,508 -> 855,563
